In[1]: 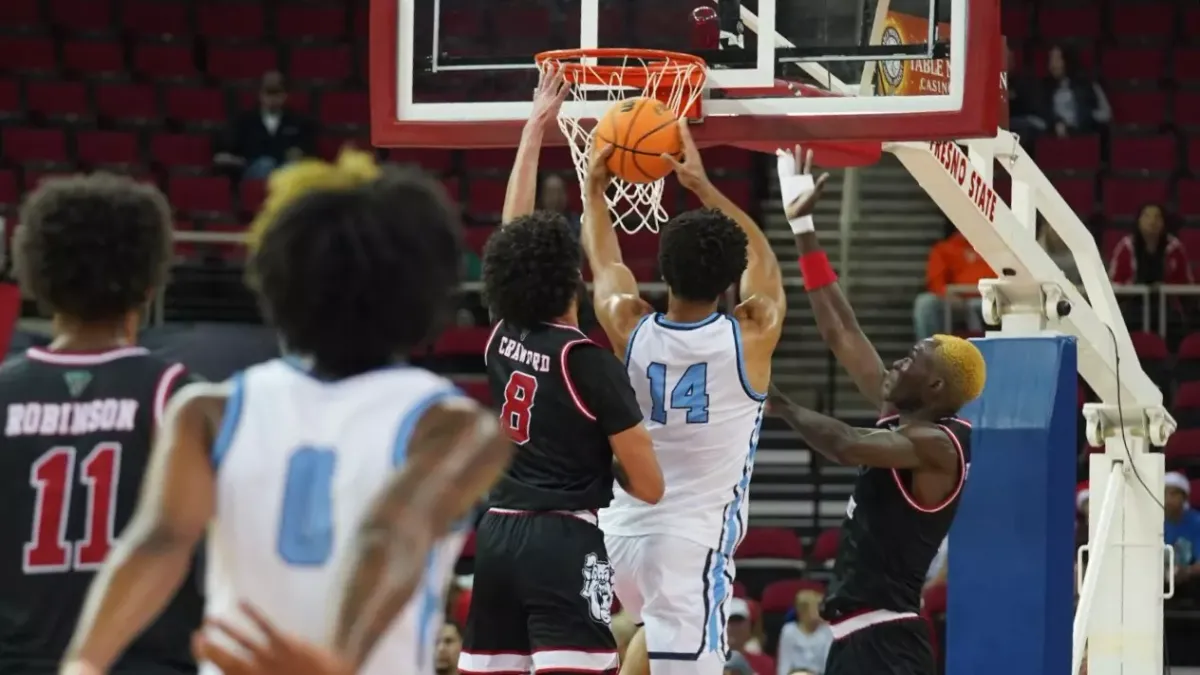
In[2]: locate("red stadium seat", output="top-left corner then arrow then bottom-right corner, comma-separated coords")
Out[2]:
317,90 -> 369,128
238,180 -> 267,215
455,379 -> 492,406
208,46 -> 278,81
289,45 -> 353,82
164,86 -> 228,128
133,42 -> 198,80
467,178 -> 507,219
1165,429 -> 1200,463
26,81 -> 90,120
1109,4 -> 1176,42
1050,177 -> 1096,218
0,79 -> 20,119
1109,135 -> 1177,175
703,146 -> 755,175
197,3 -> 266,40
1102,178 -> 1169,220
62,40 -> 125,77
0,0 -> 42,30
0,37 -> 57,73
744,653 -> 776,675
275,5 -> 347,40
1001,7 -> 1029,41
122,0 -> 190,38
0,170 -> 19,209
1177,48 -> 1200,87
1100,48 -> 1166,84
810,527 -> 840,564
1186,8 -> 1200,42
432,327 -> 491,356
1037,7 -> 1101,42
1178,180 -> 1200,221
1174,92 -> 1200,130
1174,382 -> 1200,428
2,128 -> 68,164
1177,332 -> 1200,384
735,528 -> 805,560
150,132 -> 212,169
94,83 -> 159,123
167,176 -> 234,217
1129,331 -> 1169,360
462,225 -> 493,256
1107,89 -> 1167,130
76,130 -> 140,166
1034,136 -> 1100,173
48,0 -> 113,34
760,579 -> 826,613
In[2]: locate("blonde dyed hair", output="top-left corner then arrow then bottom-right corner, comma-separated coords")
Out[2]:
931,334 -> 987,407
247,148 -> 381,252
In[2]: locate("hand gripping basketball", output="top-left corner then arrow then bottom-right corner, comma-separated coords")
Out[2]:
776,145 -> 829,234
660,119 -> 710,193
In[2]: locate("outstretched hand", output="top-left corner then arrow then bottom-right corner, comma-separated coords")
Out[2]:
661,119 -> 710,193
191,603 -> 352,675
531,65 -> 571,128
777,145 -> 829,221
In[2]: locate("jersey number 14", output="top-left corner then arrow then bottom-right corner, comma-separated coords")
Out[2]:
647,362 -> 709,424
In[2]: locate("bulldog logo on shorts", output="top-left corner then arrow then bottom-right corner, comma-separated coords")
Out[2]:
579,552 -> 615,625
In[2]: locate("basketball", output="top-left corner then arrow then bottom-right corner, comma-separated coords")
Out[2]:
593,97 -> 682,184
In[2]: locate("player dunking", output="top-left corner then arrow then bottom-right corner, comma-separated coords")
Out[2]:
60,152 -> 513,675
456,67 -> 664,675
582,122 -> 787,675
767,146 -> 985,675
0,175 -> 198,675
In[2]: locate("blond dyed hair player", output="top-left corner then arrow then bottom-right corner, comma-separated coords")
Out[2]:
767,147 -> 985,675
580,116 -> 788,674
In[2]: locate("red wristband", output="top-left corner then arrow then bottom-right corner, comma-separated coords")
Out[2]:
799,251 -> 838,291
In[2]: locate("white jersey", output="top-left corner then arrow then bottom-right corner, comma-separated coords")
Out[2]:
599,312 -> 766,552
203,359 -> 466,675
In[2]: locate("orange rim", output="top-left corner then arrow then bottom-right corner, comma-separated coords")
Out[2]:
535,48 -> 707,89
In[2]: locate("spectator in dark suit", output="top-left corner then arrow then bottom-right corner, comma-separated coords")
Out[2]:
214,71 -> 317,180
1041,45 -> 1111,138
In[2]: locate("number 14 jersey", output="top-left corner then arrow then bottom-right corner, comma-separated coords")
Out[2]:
599,312 -> 767,553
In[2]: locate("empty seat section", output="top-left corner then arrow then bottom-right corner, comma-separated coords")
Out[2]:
164,87 -> 228,127
62,40 -> 125,77
274,5 -> 347,40
207,46 -> 278,81
1050,177 -> 1096,218
76,130 -> 140,166
1100,48 -> 1166,84
289,46 -> 352,81
150,133 -> 213,169
168,176 -> 233,216
123,0 -> 190,38
1109,4 -> 1176,42
1175,91 -> 1200,129
1109,135 -> 1177,175
133,42 -> 197,79
318,90 -> 369,128
0,0 -> 43,31
1177,48 -> 1200,87
0,37 -> 57,73
3,128 -> 68,163
197,3 -> 266,41
1037,7 -> 1100,42
48,0 -> 113,34
1107,89 -> 1167,129
466,178 -> 506,219
0,79 -> 21,118
238,180 -> 267,214
387,148 -> 454,174
1102,178 -> 1170,220
94,83 -> 159,122
26,81 -> 90,119
1034,136 -> 1100,173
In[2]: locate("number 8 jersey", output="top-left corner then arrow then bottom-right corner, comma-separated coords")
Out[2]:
599,312 -> 767,552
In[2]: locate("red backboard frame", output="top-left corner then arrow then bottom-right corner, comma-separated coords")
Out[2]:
368,0 -> 1000,150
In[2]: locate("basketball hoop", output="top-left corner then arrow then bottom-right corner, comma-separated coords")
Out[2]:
535,48 -> 708,234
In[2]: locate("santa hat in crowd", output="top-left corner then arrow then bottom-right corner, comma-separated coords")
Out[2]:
1165,471 -> 1191,497
1076,481 -> 1090,513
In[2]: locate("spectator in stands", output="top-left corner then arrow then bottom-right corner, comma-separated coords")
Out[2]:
912,221 -> 993,340
727,598 -> 764,655
436,620 -> 463,675
1108,203 -> 1195,343
537,173 -> 580,233
214,71 -> 317,181
1007,46 -> 1048,150
775,589 -> 832,675
1041,45 -> 1111,138
1165,472 -> 1200,593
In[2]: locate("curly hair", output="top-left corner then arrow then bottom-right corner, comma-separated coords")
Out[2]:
482,211 -> 581,330
248,152 -> 462,378
658,208 -> 748,302
15,173 -> 172,322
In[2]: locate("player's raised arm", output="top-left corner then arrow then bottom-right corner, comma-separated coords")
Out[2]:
501,67 -> 570,223
580,145 -> 652,356
62,383 -> 223,675
332,397 -> 512,670
779,146 -> 888,410
663,121 -> 786,367
767,383 -> 957,471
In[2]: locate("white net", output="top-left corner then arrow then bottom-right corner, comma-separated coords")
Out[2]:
536,51 -> 707,234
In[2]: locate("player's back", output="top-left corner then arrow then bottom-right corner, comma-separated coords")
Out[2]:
204,359 -> 464,675
0,346 -> 199,675
600,312 -> 766,551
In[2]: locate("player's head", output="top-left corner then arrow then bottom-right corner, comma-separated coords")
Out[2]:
658,208 -> 748,305
248,149 -> 461,379
435,620 -> 463,675
15,173 -> 171,330
482,210 -> 582,330
882,334 -> 986,415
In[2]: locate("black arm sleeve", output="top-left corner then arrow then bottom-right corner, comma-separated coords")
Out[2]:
565,342 -> 643,437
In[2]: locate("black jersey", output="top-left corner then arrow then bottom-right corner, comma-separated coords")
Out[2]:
485,321 -> 643,512
822,414 -> 972,620
0,346 -> 202,674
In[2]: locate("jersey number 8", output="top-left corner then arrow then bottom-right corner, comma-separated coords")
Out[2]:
499,372 -> 538,445
647,362 -> 710,424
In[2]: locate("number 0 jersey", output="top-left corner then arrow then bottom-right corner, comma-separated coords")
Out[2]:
599,312 -> 767,552
204,359 -> 466,675
823,414 -> 971,621
0,346 -> 200,674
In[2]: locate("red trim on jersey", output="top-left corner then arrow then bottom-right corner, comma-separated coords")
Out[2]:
482,321 -> 503,367
877,413 -> 972,428
153,363 -> 187,426
559,339 -> 598,422
890,423 -> 967,513
25,346 -> 149,365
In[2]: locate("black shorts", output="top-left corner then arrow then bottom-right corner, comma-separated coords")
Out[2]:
460,510 -> 619,675
824,617 -> 936,675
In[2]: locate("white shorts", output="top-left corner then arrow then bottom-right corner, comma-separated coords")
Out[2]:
605,533 -> 734,675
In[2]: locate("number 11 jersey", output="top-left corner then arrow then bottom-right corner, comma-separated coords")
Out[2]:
599,313 -> 767,553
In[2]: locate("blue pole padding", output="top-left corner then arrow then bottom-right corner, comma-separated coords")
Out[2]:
946,336 -> 1077,675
